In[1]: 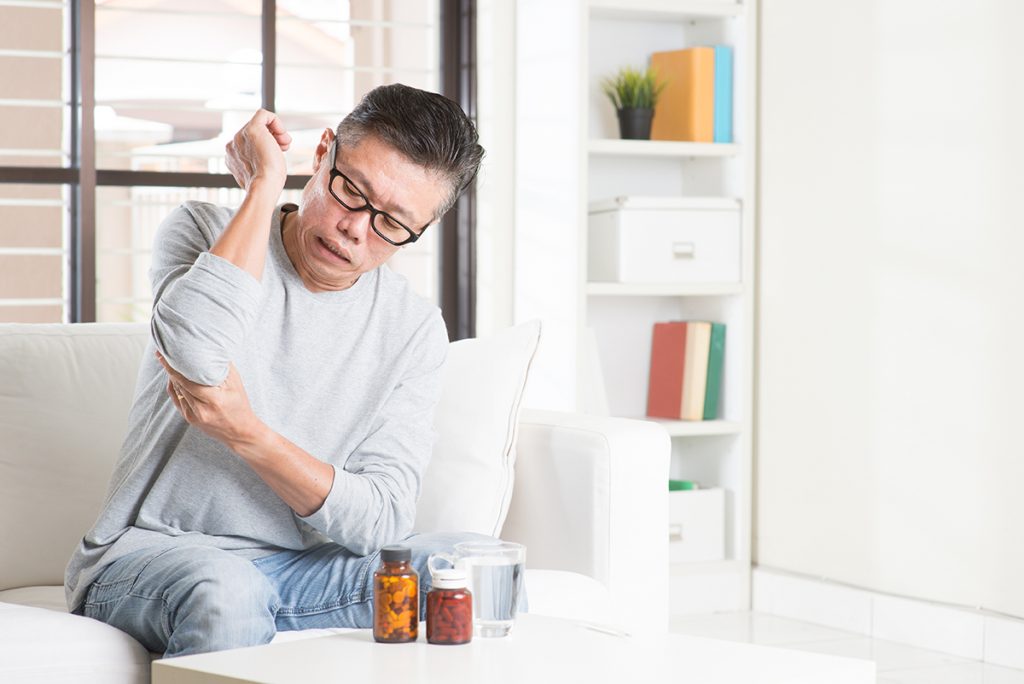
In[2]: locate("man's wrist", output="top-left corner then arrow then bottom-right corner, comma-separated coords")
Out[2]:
229,418 -> 274,463
245,178 -> 286,207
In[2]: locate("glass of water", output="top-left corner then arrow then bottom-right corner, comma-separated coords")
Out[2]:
428,540 -> 526,637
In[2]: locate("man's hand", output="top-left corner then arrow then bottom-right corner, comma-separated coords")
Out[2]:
157,352 -> 334,517
158,352 -> 264,451
224,109 -> 293,195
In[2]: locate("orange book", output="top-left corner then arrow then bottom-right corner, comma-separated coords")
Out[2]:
681,321 -> 712,420
650,47 -> 715,142
647,322 -> 688,419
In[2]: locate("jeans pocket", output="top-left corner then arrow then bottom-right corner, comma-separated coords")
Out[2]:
83,576 -> 135,621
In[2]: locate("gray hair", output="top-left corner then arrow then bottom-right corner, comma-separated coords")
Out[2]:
336,84 -> 485,222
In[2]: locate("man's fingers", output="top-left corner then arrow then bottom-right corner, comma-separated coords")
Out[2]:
252,109 -> 292,151
167,379 -> 190,421
155,351 -> 179,379
155,352 -> 205,398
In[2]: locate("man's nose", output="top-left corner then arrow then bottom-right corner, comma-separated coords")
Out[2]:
339,207 -> 373,243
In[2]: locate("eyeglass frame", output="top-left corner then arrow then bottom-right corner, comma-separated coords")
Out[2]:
324,137 -> 430,246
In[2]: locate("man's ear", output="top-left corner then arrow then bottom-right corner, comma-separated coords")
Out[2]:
311,128 -> 335,174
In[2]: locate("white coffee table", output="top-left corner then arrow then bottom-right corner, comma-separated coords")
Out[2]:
152,614 -> 875,684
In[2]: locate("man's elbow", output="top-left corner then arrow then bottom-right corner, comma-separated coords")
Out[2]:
350,502 -> 416,557
150,314 -> 229,386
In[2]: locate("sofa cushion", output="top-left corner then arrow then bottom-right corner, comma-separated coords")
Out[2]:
0,324 -> 150,591
0,601 -> 151,684
0,585 -> 68,613
415,320 -> 541,537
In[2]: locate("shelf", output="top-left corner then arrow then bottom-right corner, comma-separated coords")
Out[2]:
589,139 -> 740,159
589,0 -> 744,22
639,418 -> 742,437
669,559 -> 749,575
586,282 -> 743,297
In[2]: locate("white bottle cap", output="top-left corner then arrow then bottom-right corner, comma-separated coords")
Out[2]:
431,568 -> 467,590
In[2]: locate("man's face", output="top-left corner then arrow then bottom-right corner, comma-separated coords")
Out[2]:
286,131 -> 447,292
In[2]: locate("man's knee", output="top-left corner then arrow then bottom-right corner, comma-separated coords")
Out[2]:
159,549 -> 278,657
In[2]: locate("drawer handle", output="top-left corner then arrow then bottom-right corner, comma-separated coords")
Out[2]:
669,524 -> 683,542
672,242 -> 696,259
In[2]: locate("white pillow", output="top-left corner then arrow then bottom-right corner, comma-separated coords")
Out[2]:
415,320 -> 542,536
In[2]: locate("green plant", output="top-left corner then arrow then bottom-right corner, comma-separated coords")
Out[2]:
601,65 -> 667,110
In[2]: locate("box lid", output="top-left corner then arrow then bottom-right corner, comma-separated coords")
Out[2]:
588,196 -> 740,215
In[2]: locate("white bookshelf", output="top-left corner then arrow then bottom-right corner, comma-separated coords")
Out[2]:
589,0 -> 744,21
586,282 -> 745,297
510,0 -> 755,615
588,139 -> 741,158
579,0 -> 758,614
640,419 -> 743,438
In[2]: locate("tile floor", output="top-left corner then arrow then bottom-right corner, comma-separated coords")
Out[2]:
669,612 -> 1024,683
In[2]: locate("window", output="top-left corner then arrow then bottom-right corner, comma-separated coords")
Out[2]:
0,0 -> 473,335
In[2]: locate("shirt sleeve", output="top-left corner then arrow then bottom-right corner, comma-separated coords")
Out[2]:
148,202 -> 264,386
299,310 -> 449,556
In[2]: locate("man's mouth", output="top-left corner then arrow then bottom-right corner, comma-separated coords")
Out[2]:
318,237 -> 352,264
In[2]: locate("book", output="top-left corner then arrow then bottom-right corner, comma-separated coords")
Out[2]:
646,322 -> 688,419
650,47 -> 715,142
681,321 -> 712,420
703,322 -> 726,419
713,45 -> 733,143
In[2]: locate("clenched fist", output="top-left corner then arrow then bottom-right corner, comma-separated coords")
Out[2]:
225,109 -> 293,194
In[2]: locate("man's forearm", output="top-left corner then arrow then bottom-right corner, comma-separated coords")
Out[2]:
230,422 -> 335,517
210,185 -> 280,281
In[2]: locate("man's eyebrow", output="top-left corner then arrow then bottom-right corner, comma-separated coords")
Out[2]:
339,164 -> 417,225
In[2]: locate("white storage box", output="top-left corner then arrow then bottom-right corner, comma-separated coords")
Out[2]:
668,488 -> 726,563
588,196 -> 741,284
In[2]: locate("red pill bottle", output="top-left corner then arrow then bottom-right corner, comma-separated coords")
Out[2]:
426,568 -> 473,645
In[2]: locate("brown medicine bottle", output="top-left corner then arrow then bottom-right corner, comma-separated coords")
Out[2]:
426,568 -> 473,645
373,545 -> 419,643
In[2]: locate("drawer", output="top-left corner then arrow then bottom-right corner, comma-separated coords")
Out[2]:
588,196 -> 740,284
668,488 -> 725,563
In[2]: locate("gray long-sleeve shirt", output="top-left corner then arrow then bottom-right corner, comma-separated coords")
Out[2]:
65,201 -> 448,613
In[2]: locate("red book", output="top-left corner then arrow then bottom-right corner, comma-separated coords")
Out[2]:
646,322 -> 688,419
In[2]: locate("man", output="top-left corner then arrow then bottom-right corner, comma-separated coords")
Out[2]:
64,84 -> 489,657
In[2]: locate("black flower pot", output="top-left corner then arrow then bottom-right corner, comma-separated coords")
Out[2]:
617,107 -> 653,140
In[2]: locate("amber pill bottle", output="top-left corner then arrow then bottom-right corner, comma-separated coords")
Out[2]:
373,545 -> 419,643
426,568 -> 473,645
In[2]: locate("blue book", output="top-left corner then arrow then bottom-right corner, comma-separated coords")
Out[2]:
713,45 -> 733,143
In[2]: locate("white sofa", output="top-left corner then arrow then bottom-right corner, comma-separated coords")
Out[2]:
0,323 -> 669,683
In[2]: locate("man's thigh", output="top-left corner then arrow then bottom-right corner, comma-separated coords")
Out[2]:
255,531 -> 495,631
83,545 -> 278,654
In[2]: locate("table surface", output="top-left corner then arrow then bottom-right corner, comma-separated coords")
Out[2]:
151,614 -> 876,684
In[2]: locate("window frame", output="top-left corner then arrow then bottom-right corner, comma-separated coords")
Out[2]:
0,0 -> 476,338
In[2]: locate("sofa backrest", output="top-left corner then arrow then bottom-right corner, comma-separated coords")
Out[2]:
0,321 -> 539,592
0,323 -> 149,591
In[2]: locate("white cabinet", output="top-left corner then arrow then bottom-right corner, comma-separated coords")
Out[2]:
512,0 -> 756,613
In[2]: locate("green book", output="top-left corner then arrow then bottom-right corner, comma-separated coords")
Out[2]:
703,323 -> 726,420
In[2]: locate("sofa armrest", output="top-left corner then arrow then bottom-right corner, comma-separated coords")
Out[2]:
501,409 -> 670,635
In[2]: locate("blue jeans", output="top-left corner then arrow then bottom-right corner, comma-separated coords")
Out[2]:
82,532 -> 495,658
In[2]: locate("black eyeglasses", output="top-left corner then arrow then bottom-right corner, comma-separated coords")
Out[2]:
325,138 -> 428,246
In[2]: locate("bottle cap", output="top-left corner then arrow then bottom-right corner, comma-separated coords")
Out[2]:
380,545 -> 412,563
431,568 -> 468,590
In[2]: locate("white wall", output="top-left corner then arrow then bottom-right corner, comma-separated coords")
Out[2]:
510,0 -> 583,411
475,0 -> 517,338
758,0 -> 1024,617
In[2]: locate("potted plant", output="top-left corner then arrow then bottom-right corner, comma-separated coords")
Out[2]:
601,65 -> 666,140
